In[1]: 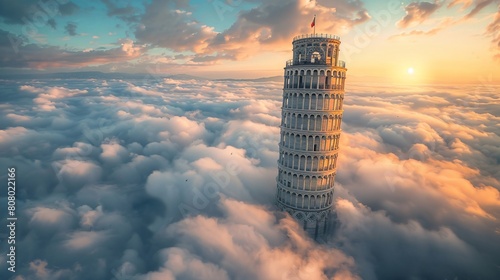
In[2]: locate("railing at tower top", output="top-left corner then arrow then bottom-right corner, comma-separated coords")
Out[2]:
286,59 -> 346,68
293,34 -> 341,41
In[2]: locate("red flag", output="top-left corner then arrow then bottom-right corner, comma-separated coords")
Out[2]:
310,16 -> 316,28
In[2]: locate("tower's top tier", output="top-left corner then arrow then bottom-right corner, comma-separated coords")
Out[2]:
292,33 -> 340,42
289,33 -> 345,68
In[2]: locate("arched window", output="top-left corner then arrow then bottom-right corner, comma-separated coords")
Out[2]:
311,51 -> 321,63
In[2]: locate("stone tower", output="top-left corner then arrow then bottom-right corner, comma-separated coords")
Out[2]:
276,33 -> 347,240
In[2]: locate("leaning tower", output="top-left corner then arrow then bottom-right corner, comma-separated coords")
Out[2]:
276,33 -> 347,240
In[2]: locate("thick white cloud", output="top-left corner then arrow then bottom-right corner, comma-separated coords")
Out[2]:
0,78 -> 499,280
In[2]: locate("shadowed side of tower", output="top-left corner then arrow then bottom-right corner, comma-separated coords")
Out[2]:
276,34 -> 347,241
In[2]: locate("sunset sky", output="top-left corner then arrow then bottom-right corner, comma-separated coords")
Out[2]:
1,0 -> 499,83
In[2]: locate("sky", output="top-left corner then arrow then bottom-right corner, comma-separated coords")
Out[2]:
0,0 -> 499,83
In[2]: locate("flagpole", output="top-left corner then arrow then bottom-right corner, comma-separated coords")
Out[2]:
314,14 -> 316,35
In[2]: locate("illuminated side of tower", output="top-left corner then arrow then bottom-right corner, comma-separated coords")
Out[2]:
276,34 -> 347,240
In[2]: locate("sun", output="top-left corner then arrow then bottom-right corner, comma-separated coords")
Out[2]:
407,67 -> 414,75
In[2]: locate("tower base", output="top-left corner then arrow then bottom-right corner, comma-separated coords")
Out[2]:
277,202 -> 336,242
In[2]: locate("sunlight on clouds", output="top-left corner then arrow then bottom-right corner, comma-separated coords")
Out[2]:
64,231 -> 108,251
0,78 -> 499,279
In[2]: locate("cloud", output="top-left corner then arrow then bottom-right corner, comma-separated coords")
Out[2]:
0,78 -> 499,280
485,8 -> 500,58
463,0 -> 494,19
203,0 -> 369,60
101,0 -> 140,23
100,140 -> 129,164
0,29 -> 144,69
64,231 -> 109,250
390,17 -> 456,39
150,199 -> 359,280
134,0 -> 217,54
135,0 -> 370,62
391,0 -> 498,44
0,0 -> 79,25
47,18 -> 57,29
334,198 -> 490,279
20,84 -> 88,111
448,0 -> 475,9
397,1 -> 441,28
65,22 -> 77,36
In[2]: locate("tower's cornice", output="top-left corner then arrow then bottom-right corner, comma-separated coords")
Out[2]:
292,33 -> 341,42
285,59 -> 347,69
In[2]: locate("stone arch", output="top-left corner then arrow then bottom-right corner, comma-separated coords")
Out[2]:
322,115 -> 328,131
305,69 -> 312,89
298,175 -> 304,190
309,176 -> 315,191
324,94 -> 330,110
305,135 -> 311,151
298,93 -> 304,109
313,136 -> 320,152
291,192 -> 297,205
317,93 -> 323,109
292,174 -> 299,189
321,135 -> 327,151
312,156 -> 319,171
332,71 -> 338,89
302,115 -> 309,131
319,70 -> 326,89
312,70 -> 318,89
292,154 -> 298,169
299,70 -> 304,88
326,70 -> 331,89
305,175 -> 311,190
315,114 -> 321,130
304,93 -> 310,110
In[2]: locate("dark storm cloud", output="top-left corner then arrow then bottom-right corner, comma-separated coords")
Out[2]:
0,78 -> 499,280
